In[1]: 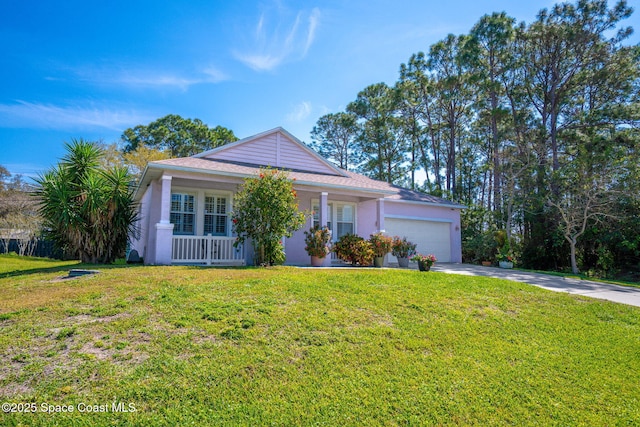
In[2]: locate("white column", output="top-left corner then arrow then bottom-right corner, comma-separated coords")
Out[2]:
319,192 -> 330,266
319,192 -> 329,228
155,175 -> 174,265
377,198 -> 385,233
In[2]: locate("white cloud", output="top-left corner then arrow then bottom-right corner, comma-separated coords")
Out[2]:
286,101 -> 312,122
0,101 -> 153,131
304,8 -> 320,56
72,65 -> 229,90
233,7 -> 321,71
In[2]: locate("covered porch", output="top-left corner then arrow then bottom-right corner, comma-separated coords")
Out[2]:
135,171 -> 393,266
171,236 -> 245,265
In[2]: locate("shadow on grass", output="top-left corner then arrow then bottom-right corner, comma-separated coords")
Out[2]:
0,259 -> 259,280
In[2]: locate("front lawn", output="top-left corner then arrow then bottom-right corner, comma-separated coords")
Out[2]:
1,255 -> 638,425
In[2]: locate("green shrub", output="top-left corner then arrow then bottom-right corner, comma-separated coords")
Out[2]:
333,234 -> 375,266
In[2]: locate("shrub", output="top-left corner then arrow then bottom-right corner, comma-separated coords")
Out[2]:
232,168 -> 306,266
333,234 -> 375,266
369,232 -> 393,257
304,225 -> 331,258
391,236 -> 417,258
35,140 -> 138,264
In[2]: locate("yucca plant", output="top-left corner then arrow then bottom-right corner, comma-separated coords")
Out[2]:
35,139 -> 138,264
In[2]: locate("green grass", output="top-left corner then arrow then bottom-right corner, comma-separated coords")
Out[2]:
1,255 -> 639,426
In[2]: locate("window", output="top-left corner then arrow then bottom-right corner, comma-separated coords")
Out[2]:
312,203 -> 333,231
170,193 -> 195,235
204,195 -> 228,236
312,201 -> 355,240
336,204 -> 354,237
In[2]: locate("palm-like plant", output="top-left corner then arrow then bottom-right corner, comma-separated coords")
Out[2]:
35,139 -> 138,263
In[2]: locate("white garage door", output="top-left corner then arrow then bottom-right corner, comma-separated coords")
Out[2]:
384,218 -> 452,262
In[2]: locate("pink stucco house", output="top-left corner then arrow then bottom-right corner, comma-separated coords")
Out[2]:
130,127 -> 464,266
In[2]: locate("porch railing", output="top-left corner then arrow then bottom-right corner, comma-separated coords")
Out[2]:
172,236 -> 245,265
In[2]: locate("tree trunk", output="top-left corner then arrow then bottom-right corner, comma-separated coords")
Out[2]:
569,237 -> 579,274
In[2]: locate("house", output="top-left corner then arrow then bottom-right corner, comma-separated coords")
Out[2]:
130,127 -> 464,266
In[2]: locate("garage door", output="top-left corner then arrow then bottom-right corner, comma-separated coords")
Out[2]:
384,218 -> 451,262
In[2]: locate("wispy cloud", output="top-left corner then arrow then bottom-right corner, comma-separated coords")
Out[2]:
286,101 -> 312,122
0,101 -> 153,131
233,7 -> 321,71
72,65 -> 229,91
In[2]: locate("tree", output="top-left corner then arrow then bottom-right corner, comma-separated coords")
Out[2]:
35,140 -> 138,263
231,168 -> 307,266
399,53 -> 445,193
121,114 -> 238,157
427,34 -> 474,197
0,168 -> 42,256
122,145 -> 171,179
467,12 -> 516,217
0,165 -> 10,192
310,112 -> 362,170
347,83 -> 408,184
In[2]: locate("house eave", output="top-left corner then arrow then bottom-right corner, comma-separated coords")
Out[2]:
135,162 -> 396,200
194,126 -> 349,178
386,198 -> 467,210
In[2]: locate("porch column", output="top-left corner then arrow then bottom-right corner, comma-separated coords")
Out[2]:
319,192 -> 329,228
155,175 -> 174,265
377,198 -> 385,233
319,192 -> 330,266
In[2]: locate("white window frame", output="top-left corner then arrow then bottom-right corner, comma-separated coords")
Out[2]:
204,193 -> 230,237
170,192 -> 196,235
312,199 -> 357,242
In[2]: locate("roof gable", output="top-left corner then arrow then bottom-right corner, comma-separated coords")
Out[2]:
195,127 -> 347,177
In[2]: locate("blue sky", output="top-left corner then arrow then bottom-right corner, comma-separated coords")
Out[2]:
1,0 -> 638,178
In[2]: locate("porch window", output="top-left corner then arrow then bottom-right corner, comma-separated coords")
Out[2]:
312,201 -> 355,240
170,193 -> 195,235
336,204 -> 354,237
204,195 -> 228,236
312,203 -> 333,230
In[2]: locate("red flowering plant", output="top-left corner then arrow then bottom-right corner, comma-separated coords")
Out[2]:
304,225 -> 331,258
391,236 -> 417,258
232,167 -> 308,266
369,232 -> 393,257
411,253 -> 437,267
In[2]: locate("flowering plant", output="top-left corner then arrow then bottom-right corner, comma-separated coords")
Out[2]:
496,245 -> 516,264
391,236 -> 417,258
411,253 -> 437,267
304,225 -> 331,258
232,167 -> 307,266
369,232 -> 393,257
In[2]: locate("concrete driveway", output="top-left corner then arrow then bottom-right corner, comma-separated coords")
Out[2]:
431,263 -> 640,308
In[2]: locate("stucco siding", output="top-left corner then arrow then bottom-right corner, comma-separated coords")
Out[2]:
130,185 -> 153,259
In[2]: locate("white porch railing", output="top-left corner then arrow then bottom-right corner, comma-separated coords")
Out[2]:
172,236 -> 245,265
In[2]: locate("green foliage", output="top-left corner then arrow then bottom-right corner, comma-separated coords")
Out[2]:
34,139 -> 138,264
464,230 -> 500,264
391,236 -> 417,258
304,225 -> 331,258
232,168 -> 307,266
121,114 -> 238,157
316,0 -> 640,279
310,112 -> 362,170
332,233 -> 375,266
347,83 -> 408,184
369,232 -> 393,257
411,253 -> 437,267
